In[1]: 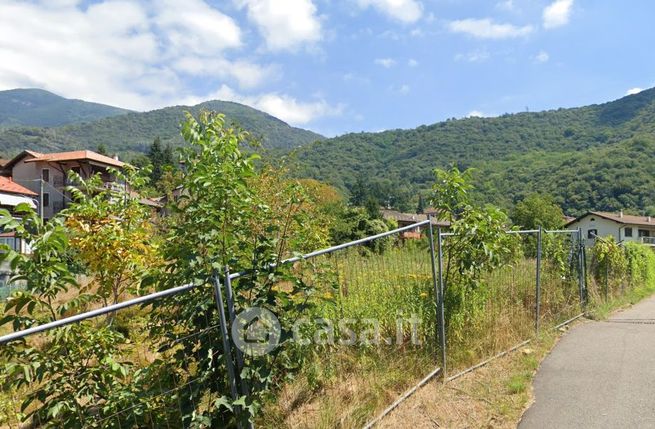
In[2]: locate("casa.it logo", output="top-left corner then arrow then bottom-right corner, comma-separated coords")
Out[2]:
231,307 -> 281,356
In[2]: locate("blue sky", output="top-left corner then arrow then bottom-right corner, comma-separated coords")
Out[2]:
0,1 -> 653,137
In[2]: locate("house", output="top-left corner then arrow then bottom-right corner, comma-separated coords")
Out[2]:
565,211 -> 655,246
0,176 -> 36,253
381,209 -> 450,239
1,150 -> 126,220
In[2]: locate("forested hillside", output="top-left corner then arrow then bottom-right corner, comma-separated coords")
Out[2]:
0,97 -> 324,154
291,88 -> 655,216
0,88 -> 130,127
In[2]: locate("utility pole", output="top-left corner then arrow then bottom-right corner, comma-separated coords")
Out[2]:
39,179 -> 44,221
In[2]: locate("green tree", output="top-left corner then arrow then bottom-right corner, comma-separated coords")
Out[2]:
64,167 -> 160,306
151,112 -> 326,426
511,194 -> 565,229
416,194 -> 425,214
0,205 -> 131,427
96,143 -> 108,156
148,136 -> 163,181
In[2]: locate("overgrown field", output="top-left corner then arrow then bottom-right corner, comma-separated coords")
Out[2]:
2,112 -> 655,428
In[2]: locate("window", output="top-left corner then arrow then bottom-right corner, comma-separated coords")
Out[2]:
43,193 -> 49,208
638,229 -> 650,238
41,168 -> 50,183
624,227 -> 633,237
587,229 -> 597,239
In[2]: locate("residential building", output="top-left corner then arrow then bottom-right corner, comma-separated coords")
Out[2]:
1,150 -> 126,220
565,211 -> 655,246
0,176 -> 36,253
381,209 -> 450,239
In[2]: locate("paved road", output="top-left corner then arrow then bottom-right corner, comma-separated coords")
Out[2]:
519,295 -> 655,429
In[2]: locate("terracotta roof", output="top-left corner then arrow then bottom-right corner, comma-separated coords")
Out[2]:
0,176 -> 38,196
381,209 -> 450,227
24,150 -> 125,168
2,150 -> 45,171
566,211 -> 655,227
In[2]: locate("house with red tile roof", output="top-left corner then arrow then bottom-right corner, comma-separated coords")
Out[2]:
0,176 -> 37,254
1,149 -> 126,220
565,211 -> 655,246
0,176 -> 37,211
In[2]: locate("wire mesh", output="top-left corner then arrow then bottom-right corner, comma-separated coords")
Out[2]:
0,287 -> 231,428
1,224 -> 619,429
440,231 -> 538,371
538,231 -> 585,327
230,231 -> 442,427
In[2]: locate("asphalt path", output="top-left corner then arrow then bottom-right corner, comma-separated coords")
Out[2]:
519,295 -> 655,429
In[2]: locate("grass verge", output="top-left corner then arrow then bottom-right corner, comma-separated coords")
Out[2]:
377,331 -> 559,429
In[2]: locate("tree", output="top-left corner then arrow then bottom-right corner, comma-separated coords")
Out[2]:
64,167 -> 160,306
96,143 -> 108,156
152,112 -> 327,426
148,136 -> 177,190
430,166 -> 519,290
511,194 -> 565,230
0,205 -> 131,427
148,137 -> 163,181
416,195 -> 425,214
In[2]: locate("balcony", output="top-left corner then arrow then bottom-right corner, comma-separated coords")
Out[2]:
640,236 -> 655,246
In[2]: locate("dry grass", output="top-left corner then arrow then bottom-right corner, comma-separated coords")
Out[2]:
260,347 -> 438,429
377,330 -> 561,429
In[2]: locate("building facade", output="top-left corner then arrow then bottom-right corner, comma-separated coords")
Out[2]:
1,150 -> 125,221
565,211 -> 655,246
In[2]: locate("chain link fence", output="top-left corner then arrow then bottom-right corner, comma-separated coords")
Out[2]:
0,222 -> 618,429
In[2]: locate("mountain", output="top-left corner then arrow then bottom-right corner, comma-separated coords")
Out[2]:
0,88 -> 131,127
291,88 -> 655,216
0,97 -> 324,154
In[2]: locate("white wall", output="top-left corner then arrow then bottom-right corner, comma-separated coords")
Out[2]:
568,214 -> 655,246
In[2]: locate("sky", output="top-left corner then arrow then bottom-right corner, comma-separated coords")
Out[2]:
0,0 -> 653,136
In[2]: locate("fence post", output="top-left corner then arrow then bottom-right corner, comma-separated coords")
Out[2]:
211,271 -> 240,409
605,256 -> 609,302
436,224 -> 447,378
427,215 -> 446,377
577,228 -> 586,309
225,268 -> 250,393
535,227 -> 542,335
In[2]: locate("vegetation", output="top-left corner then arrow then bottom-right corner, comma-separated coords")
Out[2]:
511,194 -> 565,230
291,87 -> 655,216
6,87 -> 655,217
2,109 -> 655,428
0,88 -> 129,127
0,93 -> 324,155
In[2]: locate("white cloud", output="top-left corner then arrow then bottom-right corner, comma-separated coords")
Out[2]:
496,0 -> 514,11
467,110 -> 487,118
357,0 -> 423,23
235,0 -> 322,51
535,50 -> 550,63
455,50 -> 491,63
155,0 -> 242,55
626,87 -> 644,96
408,58 -> 419,67
448,18 -> 533,39
0,0 -> 339,125
173,57 -> 279,89
389,84 -> 410,95
375,58 -> 397,68
207,85 -> 344,125
543,0 -> 574,29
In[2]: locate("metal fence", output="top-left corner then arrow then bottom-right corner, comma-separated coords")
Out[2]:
0,221 -> 590,428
